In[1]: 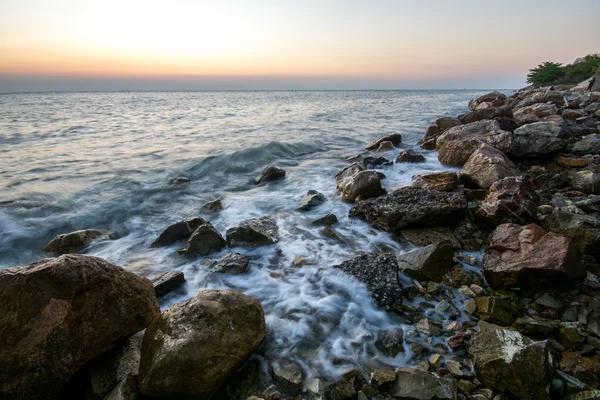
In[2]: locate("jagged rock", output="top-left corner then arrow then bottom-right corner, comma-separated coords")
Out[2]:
436,119 -> 502,149
139,289 -> 266,399
412,172 -> 459,191
558,157 -> 588,168
400,227 -> 461,249
476,176 -> 539,225
362,156 -> 392,169
397,240 -> 454,282
388,367 -> 457,400
438,130 -> 514,166
511,122 -> 565,157
324,380 -> 355,400
540,211 -> 600,259
307,378 -> 325,400
562,109 -> 586,120
483,223 -> 584,289
226,216 -> 279,247
460,145 -> 521,189
376,141 -> 396,152
150,217 -> 205,247
271,361 -> 303,395
436,117 -> 462,131
320,226 -> 344,243
339,170 -> 386,202
559,352 -> 600,388
349,187 -> 467,233
557,323 -> 584,349
335,163 -> 364,188
255,166 -> 286,184
376,328 -> 404,357
419,125 -> 441,150
298,190 -> 326,211
513,103 -> 558,124
312,214 -> 338,226
571,169 -> 600,194
573,134 -> 600,155
475,295 -> 521,326
469,322 -> 553,400
178,222 -> 226,256
332,253 -> 404,312
0,255 -> 159,400
213,253 -> 249,274
396,149 -> 425,163
461,105 -> 513,124
512,317 -> 557,338
43,229 -> 111,254
370,370 -> 396,390
200,199 -> 223,213
103,375 -> 139,400
151,271 -> 186,296
469,91 -> 507,109
365,133 -> 403,150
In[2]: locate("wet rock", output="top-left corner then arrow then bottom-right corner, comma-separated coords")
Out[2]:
512,317 -> 556,338
339,170 -> 386,202
139,289 -> 266,399
469,91 -> 507,109
335,163 -> 364,188
476,176 -> 539,225
469,322 -> 553,400
396,149 -> 425,163
483,223 -> 584,289
178,222 -> 226,256
271,361 -> 303,395
169,176 -> 191,185
255,165 -> 286,184
324,380 -> 355,400
558,157 -> 589,168
332,253 -> 404,312
200,199 -> 223,213
376,327 -> 404,357
0,255 -> 159,400
150,217 -> 205,247
436,117 -> 462,131
419,125 -> 442,150
557,323 -> 584,349
573,134 -> 600,155
365,133 -> 403,150
362,156 -> 392,169
103,375 -> 139,400
376,140 -> 396,152
400,227 -> 461,249
570,169 -> 600,195
443,265 -> 473,287
151,271 -> 186,296
436,119 -> 502,149
312,213 -> 338,226
320,226 -> 344,243
540,211 -> 600,259
417,318 -> 441,336
562,390 -> 600,400
475,295 -> 521,326
460,145 -> 521,189
397,240 -> 454,282
370,369 -> 396,390
298,190 -> 326,211
307,378 -> 325,400
412,171 -> 459,191
559,352 -> 600,388
213,253 -> 249,274
226,216 -> 280,247
43,229 -> 111,254
349,187 -> 467,233
389,367 -> 457,400
511,122 -> 565,157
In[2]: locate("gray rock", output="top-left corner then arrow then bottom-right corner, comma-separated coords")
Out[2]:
178,222 -> 226,256
338,170 -> 386,202
397,240 -> 454,282
376,140 -> 396,152
307,378 -> 325,400
570,169 -> 600,195
150,217 -> 205,248
298,190 -> 326,211
255,165 -> 286,184
389,367 -> 457,400
376,327 -> 404,357
541,211 -> 600,258
436,119 -> 502,149
271,361 -> 303,395
43,229 -> 112,254
151,271 -> 186,296
320,226 -> 344,243
226,216 -> 279,247
511,122 -> 565,157
512,317 -> 557,338
103,375 -> 139,400
312,214 -> 338,226
200,199 -> 223,213
535,293 -> 565,309
460,145 -> 521,189
213,253 -> 249,274
365,133 -> 402,150
396,149 -> 426,163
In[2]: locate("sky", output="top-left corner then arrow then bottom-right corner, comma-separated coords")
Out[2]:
0,0 -> 598,92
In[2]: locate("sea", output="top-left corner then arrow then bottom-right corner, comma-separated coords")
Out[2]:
0,90 -> 499,381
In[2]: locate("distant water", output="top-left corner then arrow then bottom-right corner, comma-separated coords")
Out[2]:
0,90 -> 494,380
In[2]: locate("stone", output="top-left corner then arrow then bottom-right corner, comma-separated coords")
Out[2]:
562,391 -> 600,400
178,222 -> 226,256
362,156 -> 393,169
365,133 -> 403,150
573,134 -> 600,155
445,360 -> 464,378
419,125 -> 442,150
461,105 -> 513,124
476,176 -> 539,225
0,255 -> 159,400
436,117 -> 462,131
469,322 -> 553,400
512,317 -> 556,338
559,352 -> 600,388
469,91 -> 507,109
151,271 -> 186,296
460,145 -> 521,189
440,130 -> 514,167
43,229 -> 111,254
475,296 -> 521,326
535,293 -> 565,309
562,109 -> 586,120
376,327 -> 404,357
307,378 -> 325,400
335,163 -> 364,188
376,140 -> 396,152
320,226 -> 344,243
400,227 -> 461,249
324,380 -> 355,400
464,299 -> 477,314
271,361 -> 303,394
370,369 -> 396,389
312,213 -> 338,226
389,367 -> 457,400
298,190 -> 326,211
332,253 -> 404,312
200,199 -> 223,213
349,187 -> 467,233
396,149 -> 425,163
103,375 -> 139,400
513,103 -> 558,123
436,119 -> 502,149
557,323 -> 584,349
511,122 -> 565,157
443,265 -> 473,287
571,169 -> 600,195
558,157 -> 588,168
226,216 -> 279,247
541,211 -> 600,258
139,289 -> 266,399
397,240 -> 454,282
213,253 -> 249,274
483,223 -> 584,289
150,217 -> 205,247
339,170 -> 386,202
417,318 -> 441,336
255,165 -> 286,184
412,171 -> 459,191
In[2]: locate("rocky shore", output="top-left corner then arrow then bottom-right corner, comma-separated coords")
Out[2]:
1,86 -> 600,400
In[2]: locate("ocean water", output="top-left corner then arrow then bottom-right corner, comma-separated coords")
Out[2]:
0,90 -> 492,381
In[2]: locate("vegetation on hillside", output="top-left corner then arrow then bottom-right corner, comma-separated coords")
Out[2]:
526,54 -> 600,87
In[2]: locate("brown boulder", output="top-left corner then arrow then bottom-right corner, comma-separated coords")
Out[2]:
365,133 -> 402,150
43,229 -> 111,254
0,255 -> 159,400
562,109 -> 585,121
177,222 -> 226,256
339,170 -> 386,202
557,157 -> 588,168
460,145 -> 521,189
476,176 -> 539,225
559,352 -> 600,388
483,223 -> 584,289
461,105 -> 513,124
438,130 -> 514,166
335,163 -> 364,188
436,119 -> 502,149
418,125 -> 441,150
150,217 -> 205,247
436,117 -> 462,131
468,91 -> 507,109
255,165 -> 286,184
396,149 -> 425,163
412,171 -> 459,191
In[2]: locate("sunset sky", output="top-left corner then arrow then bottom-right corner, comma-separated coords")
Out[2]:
1,0 -> 598,91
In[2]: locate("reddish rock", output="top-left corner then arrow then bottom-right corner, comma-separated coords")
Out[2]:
483,223 -> 584,289
559,352 -> 600,388
557,156 -> 588,168
476,176 -> 539,225
562,109 -> 586,121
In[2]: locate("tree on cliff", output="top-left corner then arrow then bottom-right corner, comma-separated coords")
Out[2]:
526,54 -> 600,87
527,61 -> 565,87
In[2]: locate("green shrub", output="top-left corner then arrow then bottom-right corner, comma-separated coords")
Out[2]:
526,61 -> 565,87
526,54 -> 600,87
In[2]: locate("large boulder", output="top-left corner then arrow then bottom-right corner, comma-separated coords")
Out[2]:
349,187 -> 467,233
339,170 -> 386,202
461,104 -> 513,124
365,133 -> 402,150
43,229 -> 111,254
397,240 -> 454,282
513,103 -> 558,124
573,133 -> 600,155
388,367 -> 457,400
226,216 -> 280,247
468,91 -> 507,109
511,122 -> 565,157
332,253 -> 404,312
0,255 -> 159,400
412,171 -> 459,191
460,145 -> 521,189
436,119 -> 502,149
255,165 -> 286,184
476,176 -> 539,225
483,223 -> 584,289
419,125 -> 441,150
150,217 -> 205,247
571,169 -> 600,194
469,322 -> 553,400
178,222 -> 226,256
139,289 -> 266,399
335,163 -> 364,188
436,117 -> 462,131
396,149 -> 425,163
438,130 -> 514,166
213,253 -> 249,274
541,211 -> 600,259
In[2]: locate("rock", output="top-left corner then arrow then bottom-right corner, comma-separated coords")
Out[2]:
324,380 -> 355,400
213,253 -> 249,274
271,361 -> 303,394
312,214 -> 338,226
400,227 -> 461,249
335,163 -> 364,188
255,165 -> 286,184
104,375 -> 139,400
513,103 -> 558,124
376,327 -> 404,357
419,125 -> 441,150
438,130 -> 514,166
0,255 -> 159,400
150,217 -> 205,247
349,187 -> 467,233
436,117 -> 462,131
511,122 -> 565,157
362,156 -> 392,169
416,318 -> 441,336
512,317 -> 556,338
571,169 -> 600,195
298,190 -> 326,211
540,211 -> 600,259
371,370 -> 396,389
169,176 -> 191,185
376,141 -> 396,152
460,145 -> 521,189
535,293 -> 565,309
562,390 -> 600,400
365,133 -> 403,150
469,91 -> 507,109
139,289 -> 266,399
483,223 -> 584,289
307,378 -> 325,400
559,352 -> 600,388
462,105 -> 513,124
226,216 -> 279,247
476,176 -> 539,225
339,170 -> 386,202
557,323 -> 584,349
475,296 -> 521,326
562,109 -> 586,120
436,119 -> 502,149
558,157 -> 588,168
332,253 -> 404,312
443,265 -> 473,287
151,271 -> 186,296
469,322 -> 552,400
178,222 -> 226,256
573,134 -> 600,155
388,367 -> 457,400
464,300 -> 476,314
396,149 -> 425,163
397,240 -> 454,282
412,172 -> 459,191
320,226 -> 344,243
200,199 -> 223,213
43,229 -> 111,254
